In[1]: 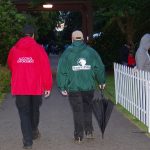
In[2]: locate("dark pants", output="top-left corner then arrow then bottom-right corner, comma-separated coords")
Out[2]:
69,91 -> 94,139
16,95 -> 42,146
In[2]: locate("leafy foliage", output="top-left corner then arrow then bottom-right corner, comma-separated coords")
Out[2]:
89,21 -> 124,70
0,66 -> 10,94
62,11 -> 82,41
93,0 -> 150,46
0,0 -> 26,65
0,66 -> 10,104
23,11 -> 59,42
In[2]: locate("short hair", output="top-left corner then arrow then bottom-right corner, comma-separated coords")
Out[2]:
22,24 -> 35,36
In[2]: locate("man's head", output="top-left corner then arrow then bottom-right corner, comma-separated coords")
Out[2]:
139,33 -> 150,51
72,30 -> 84,42
22,24 -> 35,38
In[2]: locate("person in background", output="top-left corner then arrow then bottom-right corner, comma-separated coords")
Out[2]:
128,52 -> 136,68
135,33 -> 150,71
7,25 -> 53,149
119,43 -> 132,65
57,30 -> 105,143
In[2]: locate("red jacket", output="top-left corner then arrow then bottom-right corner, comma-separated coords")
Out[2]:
128,54 -> 136,66
7,36 -> 53,95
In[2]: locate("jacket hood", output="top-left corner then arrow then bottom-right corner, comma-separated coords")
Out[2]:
69,40 -> 87,52
139,33 -> 150,51
15,36 -> 36,51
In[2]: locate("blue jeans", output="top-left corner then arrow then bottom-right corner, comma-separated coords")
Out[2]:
16,95 -> 42,146
68,91 -> 94,139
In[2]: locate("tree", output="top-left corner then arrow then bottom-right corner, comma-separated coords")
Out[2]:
26,11 -> 59,43
61,11 -> 82,41
0,0 -> 26,65
93,0 -> 150,47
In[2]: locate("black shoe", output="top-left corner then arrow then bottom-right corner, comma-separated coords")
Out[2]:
85,131 -> 95,139
74,137 -> 83,144
23,145 -> 32,149
32,129 -> 41,140
22,139 -> 32,149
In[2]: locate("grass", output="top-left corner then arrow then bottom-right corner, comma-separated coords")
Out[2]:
0,66 -> 10,105
0,93 -> 5,104
105,72 -> 116,102
105,71 -> 150,136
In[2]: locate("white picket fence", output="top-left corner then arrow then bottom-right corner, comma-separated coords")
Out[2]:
114,63 -> 150,132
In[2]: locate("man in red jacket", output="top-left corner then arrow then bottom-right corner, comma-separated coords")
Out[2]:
7,25 -> 53,149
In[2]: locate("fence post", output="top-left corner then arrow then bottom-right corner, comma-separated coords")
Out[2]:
147,75 -> 150,133
114,63 -> 118,104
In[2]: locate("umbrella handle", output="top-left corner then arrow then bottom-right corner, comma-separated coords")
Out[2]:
100,89 -> 104,98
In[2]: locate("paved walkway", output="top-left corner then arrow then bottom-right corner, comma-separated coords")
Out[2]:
0,55 -> 150,150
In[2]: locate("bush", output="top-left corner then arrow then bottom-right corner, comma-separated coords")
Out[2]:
0,0 -> 26,66
0,66 -> 11,100
89,22 -> 125,71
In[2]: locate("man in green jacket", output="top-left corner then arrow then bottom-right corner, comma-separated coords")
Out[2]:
57,30 -> 105,143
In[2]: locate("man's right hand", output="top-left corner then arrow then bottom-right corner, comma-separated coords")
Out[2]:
61,90 -> 68,96
44,90 -> 51,98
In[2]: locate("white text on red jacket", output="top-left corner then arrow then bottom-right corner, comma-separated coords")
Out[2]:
17,57 -> 34,63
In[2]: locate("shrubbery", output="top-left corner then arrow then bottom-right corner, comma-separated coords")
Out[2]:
0,0 -> 26,66
0,66 -> 10,102
89,22 -> 125,71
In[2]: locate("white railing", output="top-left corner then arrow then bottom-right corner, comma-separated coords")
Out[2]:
114,63 -> 150,132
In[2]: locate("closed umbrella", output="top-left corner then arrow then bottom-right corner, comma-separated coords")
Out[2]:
92,90 -> 114,139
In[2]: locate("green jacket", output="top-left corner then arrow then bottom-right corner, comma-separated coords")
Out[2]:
57,40 -> 105,92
